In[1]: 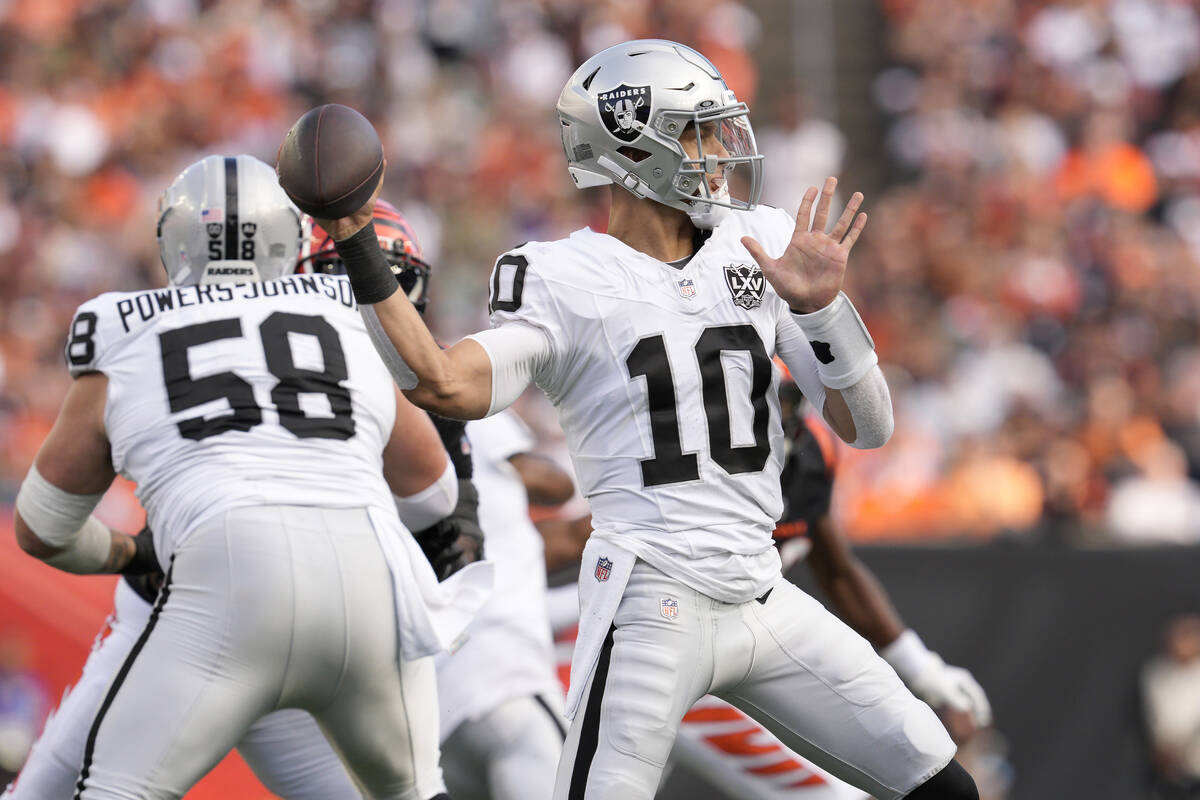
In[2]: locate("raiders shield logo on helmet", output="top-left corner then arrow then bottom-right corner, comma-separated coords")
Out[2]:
597,84 -> 651,143
724,263 -> 765,310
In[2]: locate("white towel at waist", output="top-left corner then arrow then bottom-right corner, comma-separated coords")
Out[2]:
564,535 -> 636,719
367,505 -> 495,661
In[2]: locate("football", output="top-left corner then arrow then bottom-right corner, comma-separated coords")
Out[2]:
276,103 -> 384,219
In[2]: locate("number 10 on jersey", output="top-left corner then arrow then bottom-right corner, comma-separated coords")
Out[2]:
625,324 -> 773,487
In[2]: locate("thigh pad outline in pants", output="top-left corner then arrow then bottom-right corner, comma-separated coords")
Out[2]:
720,581 -> 956,800
605,566 -> 711,769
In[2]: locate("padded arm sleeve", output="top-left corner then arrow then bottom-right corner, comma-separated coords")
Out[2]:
839,366 -> 894,449
394,460 -> 459,531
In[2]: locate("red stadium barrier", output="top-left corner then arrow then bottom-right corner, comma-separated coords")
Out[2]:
0,510 -> 273,798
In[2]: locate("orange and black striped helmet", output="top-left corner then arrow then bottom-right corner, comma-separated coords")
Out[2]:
297,200 -> 432,313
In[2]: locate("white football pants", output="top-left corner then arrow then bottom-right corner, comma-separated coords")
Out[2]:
553,560 -> 956,800
70,505 -> 444,800
3,579 -> 362,800
440,694 -> 566,800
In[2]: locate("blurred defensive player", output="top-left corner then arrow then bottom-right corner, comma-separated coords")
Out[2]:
301,201 -> 486,581
315,39 -> 977,800
10,155 -> 491,800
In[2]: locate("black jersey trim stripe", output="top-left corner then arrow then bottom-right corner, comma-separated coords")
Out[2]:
568,624 -> 616,800
534,693 -> 568,741
75,559 -> 175,799
224,156 -> 238,260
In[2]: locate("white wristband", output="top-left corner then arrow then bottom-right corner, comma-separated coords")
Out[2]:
16,464 -> 112,574
43,516 -> 112,574
880,629 -> 943,685
790,292 -> 878,390
394,459 -> 459,531
16,463 -> 104,548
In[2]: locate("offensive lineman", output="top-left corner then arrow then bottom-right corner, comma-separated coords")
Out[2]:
5,190 -> 477,800
311,39 -> 977,800
12,155 -> 491,799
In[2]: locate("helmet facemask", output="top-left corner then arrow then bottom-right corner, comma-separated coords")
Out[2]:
666,104 -> 763,229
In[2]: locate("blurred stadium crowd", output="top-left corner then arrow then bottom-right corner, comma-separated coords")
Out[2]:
2,0 -> 1200,546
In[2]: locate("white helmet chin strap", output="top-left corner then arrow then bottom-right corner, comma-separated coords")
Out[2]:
687,182 -> 731,230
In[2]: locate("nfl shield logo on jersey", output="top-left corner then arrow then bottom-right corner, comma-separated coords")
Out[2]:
595,556 -> 613,582
660,597 -> 679,620
724,263 -> 765,310
677,278 -> 696,299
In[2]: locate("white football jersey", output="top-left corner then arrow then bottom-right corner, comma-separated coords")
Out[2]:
436,410 -> 559,736
486,205 -> 829,601
65,274 -> 398,556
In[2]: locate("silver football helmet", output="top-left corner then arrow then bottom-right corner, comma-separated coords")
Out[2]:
557,39 -> 763,229
157,154 -> 303,285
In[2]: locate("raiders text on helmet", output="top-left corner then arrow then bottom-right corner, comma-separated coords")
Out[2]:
557,39 -> 763,228
157,155 -> 303,286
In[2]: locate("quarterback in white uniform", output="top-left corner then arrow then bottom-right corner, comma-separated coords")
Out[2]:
312,39 -> 977,800
11,155 -> 490,800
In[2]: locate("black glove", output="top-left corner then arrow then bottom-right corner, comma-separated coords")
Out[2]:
427,413 -> 473,479
413,519 -> 467,581
412,478 -> 485,581
121,525 -> 165,604
775,416 -> 836,545
121,525 -> 160,576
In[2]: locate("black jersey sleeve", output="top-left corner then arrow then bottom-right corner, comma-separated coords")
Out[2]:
427,412 -> 474,480
775,415 -> 838,542
413,411 -> 484,580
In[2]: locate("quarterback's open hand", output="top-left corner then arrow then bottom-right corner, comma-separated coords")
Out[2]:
741,177 -> 866,314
